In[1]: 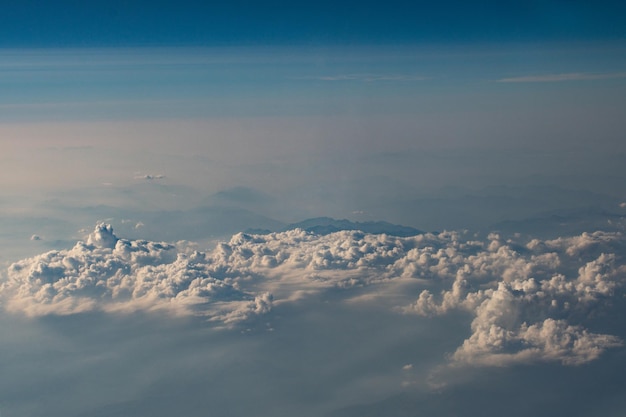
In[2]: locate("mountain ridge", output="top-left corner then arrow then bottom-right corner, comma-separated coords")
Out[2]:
246,216 -> 422,237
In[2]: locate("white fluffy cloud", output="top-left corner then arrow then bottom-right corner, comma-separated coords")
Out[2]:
404,231 -> 626,366
2,224 -> 625,366
2,223 -> 271,323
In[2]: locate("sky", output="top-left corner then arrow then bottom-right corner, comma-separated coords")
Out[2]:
2,0 -> 626,46
1,1 -> 626,416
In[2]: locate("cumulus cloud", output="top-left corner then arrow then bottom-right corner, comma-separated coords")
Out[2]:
2,225 -> 415,321
2,223 -> 271,323
403,231 -> 626,366
4,225 -> 446,320
2,224 -> 625,366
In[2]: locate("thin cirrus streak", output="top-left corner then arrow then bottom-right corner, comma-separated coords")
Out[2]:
497,72 -> 626,82
2,223 -> 625,368
300,73 -> 429,82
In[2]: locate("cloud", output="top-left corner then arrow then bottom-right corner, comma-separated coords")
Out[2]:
2,223 -> 271,323
452,318 -> 622,367
134,173 -> 165,180
496,72 -> 626,83
403,231 -> 626,366
3,225 -> 439,321
304,74 -> 427,82
2,224 -> 625,367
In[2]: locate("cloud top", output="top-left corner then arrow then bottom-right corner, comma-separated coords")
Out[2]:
2,224 -> 625,367
2,223 -> 270,323
404,231 -> 626,366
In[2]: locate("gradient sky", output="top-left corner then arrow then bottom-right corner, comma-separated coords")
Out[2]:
0,0 -> 625,253
2,0 -> 626,47
1,42 -> 625,233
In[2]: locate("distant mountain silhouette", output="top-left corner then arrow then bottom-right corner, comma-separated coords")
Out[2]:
282,217 -> 422,236
489,207 -> 625,239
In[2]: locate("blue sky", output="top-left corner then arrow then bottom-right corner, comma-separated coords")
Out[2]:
2,0 -> 626,47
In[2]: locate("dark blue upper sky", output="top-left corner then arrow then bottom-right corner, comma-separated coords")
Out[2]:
2,0 -> 626,47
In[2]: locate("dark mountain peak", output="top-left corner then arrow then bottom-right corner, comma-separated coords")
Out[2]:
284,217 -> 422,237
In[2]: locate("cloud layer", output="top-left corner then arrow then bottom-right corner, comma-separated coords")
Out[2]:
404,231 -> 626,366
2,224 -> 625,366
2,223 -> 271,323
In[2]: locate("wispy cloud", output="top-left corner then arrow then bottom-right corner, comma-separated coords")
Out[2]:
302,73 -> 428,82
497,72 -> 626,83
134,172 -> 165,180
0,98 -> 187,110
